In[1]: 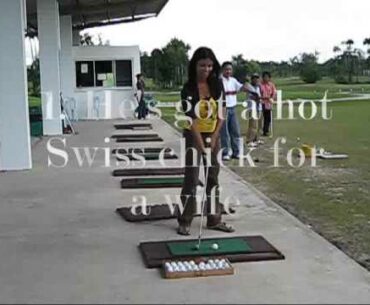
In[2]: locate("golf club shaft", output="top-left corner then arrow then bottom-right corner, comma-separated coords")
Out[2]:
197,154 -> 209,249
270,107 -> 273,138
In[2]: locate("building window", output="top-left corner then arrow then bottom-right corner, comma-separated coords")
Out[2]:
75,60 -> 133,88
76,61 -> 94,87
116,60 -> 133,87
95,61 -> 114,87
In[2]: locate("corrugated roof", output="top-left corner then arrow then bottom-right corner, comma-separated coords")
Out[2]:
26,0 -> 168,35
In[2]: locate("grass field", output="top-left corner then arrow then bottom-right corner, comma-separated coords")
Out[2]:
28,96 -> 41,108
153,77 -> 370,103
159,82 -> 370,270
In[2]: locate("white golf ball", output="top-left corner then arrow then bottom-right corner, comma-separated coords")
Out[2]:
193,265 -> 199,271
167,266 -> 174,273
211,243 -> 219,250
209,262 -> 216,269
190,260 -> 196,266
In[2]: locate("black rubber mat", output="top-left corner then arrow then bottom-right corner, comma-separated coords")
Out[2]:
116,153 -> 178,161
121,177 -> 184,188
139,236 -> 285,268
113,167 -> 185,177
116,137 -> 163,143
111,133 -> 159,139
111,148 -> 173,155
114,124 -> 152,130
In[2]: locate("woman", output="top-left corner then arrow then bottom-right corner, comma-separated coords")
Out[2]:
177,47 -> 235,235
135,74 -> 147,120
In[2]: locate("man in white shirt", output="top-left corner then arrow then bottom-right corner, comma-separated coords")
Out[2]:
220,62 -> 248,160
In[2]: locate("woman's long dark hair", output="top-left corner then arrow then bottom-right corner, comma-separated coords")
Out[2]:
186,47 -> 222,99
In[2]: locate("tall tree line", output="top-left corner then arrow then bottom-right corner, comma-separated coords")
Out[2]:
141,38 -> 190,89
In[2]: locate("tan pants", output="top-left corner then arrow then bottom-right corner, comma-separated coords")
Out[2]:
246,110 -> 262,143
178,130 -> 222,227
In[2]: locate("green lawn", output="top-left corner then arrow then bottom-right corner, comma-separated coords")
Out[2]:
154,77 -> 370,103
28,96 -> 41,108
160,99 -> 370,270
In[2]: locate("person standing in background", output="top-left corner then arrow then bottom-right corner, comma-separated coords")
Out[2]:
135,74 -> 147,120
246,73 -> 262,147
260,71 -> 277,136
220,62 -> 248,160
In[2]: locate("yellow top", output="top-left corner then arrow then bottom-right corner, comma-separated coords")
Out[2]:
185,98 -> 218,133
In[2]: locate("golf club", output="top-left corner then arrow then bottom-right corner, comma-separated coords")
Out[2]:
196,151 -> 210,250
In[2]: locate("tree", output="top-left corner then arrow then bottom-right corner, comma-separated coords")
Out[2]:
141,38 -> 191,89
140,52 -> 153,79
27,58 -> 40,97
80,33 -> 94,46
80,32 -> 110,46
330,39 -> 364,83
299,52 -> 321,83
151,48 -> 164,85
160,38 -> 191,87
231,54 -> 248,82
363,38 -> 370,75
289,56 -> 300,75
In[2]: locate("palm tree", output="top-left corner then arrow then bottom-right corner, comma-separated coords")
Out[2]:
333,46 -> 341,55
343,39 -> 354,51
340,39 -> 356,83
363,38 -> 370,50
363,38 -> 370,74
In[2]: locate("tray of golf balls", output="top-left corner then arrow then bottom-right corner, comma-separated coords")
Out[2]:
162,258 -> 234,279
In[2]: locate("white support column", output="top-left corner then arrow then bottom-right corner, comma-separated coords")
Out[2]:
0,0 -> 32,171
60,15 -> 75,101
37,0 -> 62,135
72,29 -> 80,46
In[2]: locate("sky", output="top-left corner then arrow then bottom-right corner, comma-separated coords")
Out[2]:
26,0 -> 370,64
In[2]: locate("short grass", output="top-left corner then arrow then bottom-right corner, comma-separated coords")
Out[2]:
153,77 -> 370,103
160,99 -> 370,270
28,96 -> 41,108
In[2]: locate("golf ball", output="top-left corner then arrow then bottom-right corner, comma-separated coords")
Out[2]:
167,266 -> 174,273
211,243 -> 219,250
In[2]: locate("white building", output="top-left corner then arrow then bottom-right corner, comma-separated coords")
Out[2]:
0,0 -> 168,171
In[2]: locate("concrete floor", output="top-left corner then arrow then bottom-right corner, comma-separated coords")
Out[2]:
0,117 -> 369,304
